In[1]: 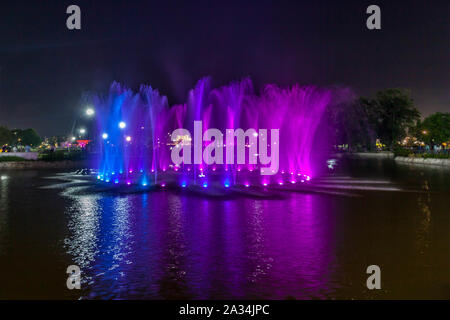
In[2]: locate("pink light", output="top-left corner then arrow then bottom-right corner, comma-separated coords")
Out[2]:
161,183 -> 166,187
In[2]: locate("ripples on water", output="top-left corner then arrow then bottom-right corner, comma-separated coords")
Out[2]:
0,159 -> 449,299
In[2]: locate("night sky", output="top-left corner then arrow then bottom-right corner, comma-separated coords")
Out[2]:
0,0 -> 448,136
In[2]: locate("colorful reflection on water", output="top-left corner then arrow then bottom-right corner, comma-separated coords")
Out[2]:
1,158 -> 449,299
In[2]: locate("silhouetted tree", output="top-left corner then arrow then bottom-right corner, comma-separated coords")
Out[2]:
415,112 -> 450,145
361,89 -> 420,149
12,128 -> 42,146
0,126 -> 13,145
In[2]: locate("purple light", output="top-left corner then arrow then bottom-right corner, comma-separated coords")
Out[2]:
96,78 -> 346,183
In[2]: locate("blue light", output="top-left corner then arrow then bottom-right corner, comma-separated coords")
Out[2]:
142,182 -> 147,186
114,179 -> 119,184
224,181 -> 230,188
203,182 -> 208,188
181,182 -> 187,187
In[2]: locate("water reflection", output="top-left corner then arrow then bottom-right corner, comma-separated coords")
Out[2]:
53,159 -> 450,299
63,188 -> 340,299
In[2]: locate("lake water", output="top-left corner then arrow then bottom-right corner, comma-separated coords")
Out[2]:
0,158 -> 449,299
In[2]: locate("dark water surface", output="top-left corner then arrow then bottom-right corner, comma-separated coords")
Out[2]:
1,158 -> 449,299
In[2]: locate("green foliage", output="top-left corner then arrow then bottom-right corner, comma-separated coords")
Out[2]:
12,128 -> 42,146
38,149 -> 86,161
0,156 -> 29,162
361,89 -> 420,149
0,126 -> 14,145
419,153 -> 450,159
393,146 -> 412,157
418,112 -> 450,145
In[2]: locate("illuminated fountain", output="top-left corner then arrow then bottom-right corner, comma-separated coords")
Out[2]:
92,78 -> 348,190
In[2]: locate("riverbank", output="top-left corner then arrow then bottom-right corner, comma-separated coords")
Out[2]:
334,151 -> 394,159
334,151 -> 450,167
0,160 -> 89,170
394,156 -> 450,167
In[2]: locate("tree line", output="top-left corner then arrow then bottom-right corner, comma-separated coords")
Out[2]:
0,127 -> 42,147
329,88 -> 450,151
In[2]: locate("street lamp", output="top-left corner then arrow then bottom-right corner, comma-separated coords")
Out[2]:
102,133 -> 108,139
79,128 -> 86,135
86,108 -> 95,117
119,121 -> 126,129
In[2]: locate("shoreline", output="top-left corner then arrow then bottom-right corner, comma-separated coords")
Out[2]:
334,152 -> 450,167
0,160 -> 89,170
1,153 -> 449,170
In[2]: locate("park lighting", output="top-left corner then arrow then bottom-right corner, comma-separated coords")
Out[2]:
422,130 -> 428,135
102,133 -> 108,139
85,108 -> 95,116
119,121 -> 126,129
125,136 -> 131,142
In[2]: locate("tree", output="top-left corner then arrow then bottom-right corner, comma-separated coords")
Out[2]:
328,99 -> 376,151
418,112 -> 450,145
361,89 -> 420,149
12,128 -> 42,146
0,126 -> 13,145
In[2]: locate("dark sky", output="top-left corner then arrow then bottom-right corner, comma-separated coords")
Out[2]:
0,0 -> 448,136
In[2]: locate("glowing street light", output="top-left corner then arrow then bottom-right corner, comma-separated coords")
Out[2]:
102,133 -> 108,139
79,128 -> 86,134
125,136 -> 131,142
85,108 -> 95,116
71,136 -> 76,141
119,121 -> 126,129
